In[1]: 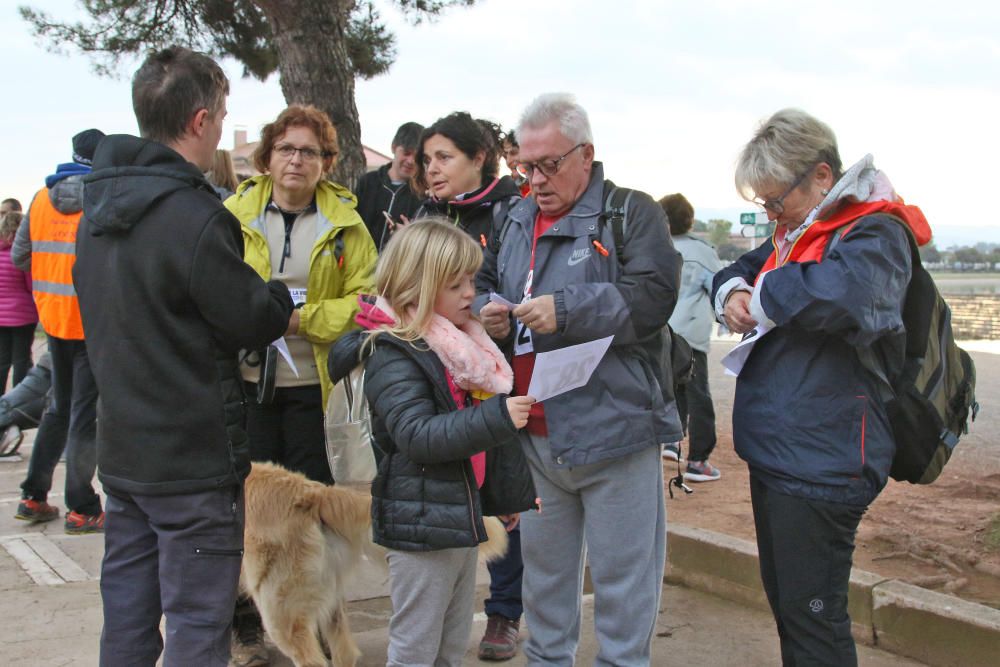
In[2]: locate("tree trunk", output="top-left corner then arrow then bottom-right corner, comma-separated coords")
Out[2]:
255,0 -> 365,190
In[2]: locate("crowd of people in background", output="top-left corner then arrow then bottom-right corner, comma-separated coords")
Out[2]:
1,44 -> 928,667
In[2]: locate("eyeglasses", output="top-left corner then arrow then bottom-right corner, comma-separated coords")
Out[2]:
754,163 -> 817,216
273,143 -> 334,162
520,143 -> 586,179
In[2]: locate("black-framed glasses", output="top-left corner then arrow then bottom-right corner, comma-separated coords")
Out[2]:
754,163 -> 817,216
520,143 -> 586,178
273,143 -> 334,162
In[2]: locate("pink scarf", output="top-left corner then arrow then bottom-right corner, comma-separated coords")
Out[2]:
375,296 -> 513,396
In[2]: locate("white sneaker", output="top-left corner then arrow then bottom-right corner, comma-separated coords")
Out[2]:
0,425 -> 23,458
661,442 -> 680,461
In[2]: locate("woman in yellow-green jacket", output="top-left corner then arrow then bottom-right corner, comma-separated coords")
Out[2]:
225,104 -> 377,661
225,104 -> 376,484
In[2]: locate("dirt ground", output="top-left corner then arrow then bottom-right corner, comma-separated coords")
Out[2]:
667,342 -> 1000,610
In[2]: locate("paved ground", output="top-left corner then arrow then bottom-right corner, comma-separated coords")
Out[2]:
0,441 -> 924,665
0,334 -> 932,665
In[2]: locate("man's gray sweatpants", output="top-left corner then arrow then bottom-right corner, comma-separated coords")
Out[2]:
385,545 -> 478,667
520,434 -> 666,667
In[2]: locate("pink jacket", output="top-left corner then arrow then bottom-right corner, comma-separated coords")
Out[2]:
0,241 -> 37,327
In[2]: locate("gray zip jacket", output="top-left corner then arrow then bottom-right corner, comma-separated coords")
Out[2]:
475,162 -> 683,466
668,234 -> 722,353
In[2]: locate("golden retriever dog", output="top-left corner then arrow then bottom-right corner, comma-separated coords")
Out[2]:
242,462 -> 508,667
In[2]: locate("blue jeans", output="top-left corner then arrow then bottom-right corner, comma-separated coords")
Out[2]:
485,522 -> 523,620
100,485 -> 244,667
20,335 -> 100,515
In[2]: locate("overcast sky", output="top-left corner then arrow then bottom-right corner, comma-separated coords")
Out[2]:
3,0 -> 999,246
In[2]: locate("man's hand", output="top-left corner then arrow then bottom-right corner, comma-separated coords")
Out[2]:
723,290 -> 756,334
513,295 -> 556,334
480,302 -> 511,339
285,309 -> 301,337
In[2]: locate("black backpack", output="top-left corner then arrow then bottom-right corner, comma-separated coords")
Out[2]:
598,182 -> 693,392
827,216 -> 979,484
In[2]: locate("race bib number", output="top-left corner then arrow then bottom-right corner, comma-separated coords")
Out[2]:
289,288 -> 308,307
513,320 -> 534,356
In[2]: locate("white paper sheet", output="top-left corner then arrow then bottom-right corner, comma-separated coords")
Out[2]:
272,337 -> 299,378
489,291 -> 518,310
721,323 -> 773,377
527,336 -> 614,402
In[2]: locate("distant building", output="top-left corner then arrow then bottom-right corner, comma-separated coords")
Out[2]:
230,128 -> 391,182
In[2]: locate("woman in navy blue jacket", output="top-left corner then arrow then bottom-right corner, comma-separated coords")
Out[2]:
712,108 -> 932,666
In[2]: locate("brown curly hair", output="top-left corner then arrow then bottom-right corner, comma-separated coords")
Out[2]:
253,104 -> 339,174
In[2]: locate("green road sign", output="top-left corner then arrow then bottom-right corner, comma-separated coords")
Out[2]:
740,212 -> 756,225
755,222 -> 773,238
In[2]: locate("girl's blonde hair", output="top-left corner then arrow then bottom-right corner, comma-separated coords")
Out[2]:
370,218 -> 483,344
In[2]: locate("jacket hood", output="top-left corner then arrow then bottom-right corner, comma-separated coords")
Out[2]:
45,162 -> 90,189
46,173 -> 87,215
227,174 -> 361,226
783,154 -> 932,247
82,134 -> 216,234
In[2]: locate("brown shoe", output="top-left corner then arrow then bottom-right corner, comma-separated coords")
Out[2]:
230,616 -> 269,667
478,614 -> 519,661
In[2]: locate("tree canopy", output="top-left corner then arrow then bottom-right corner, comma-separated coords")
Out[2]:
20,0 -> 476,186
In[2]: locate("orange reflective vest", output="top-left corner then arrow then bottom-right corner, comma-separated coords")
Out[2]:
28,188 -> 84,340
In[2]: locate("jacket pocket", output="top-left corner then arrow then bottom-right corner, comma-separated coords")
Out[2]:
193,546 -> 243,557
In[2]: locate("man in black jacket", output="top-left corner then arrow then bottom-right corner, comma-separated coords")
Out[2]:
354,121 -> 424,252
73,46 -> 293,667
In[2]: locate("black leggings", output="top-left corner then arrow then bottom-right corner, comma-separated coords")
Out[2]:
0,323 -> 36,394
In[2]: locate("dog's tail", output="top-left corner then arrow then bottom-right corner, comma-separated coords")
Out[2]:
315,487 -> 388,568
479,516 -> 509,563
315,486 -> 372,545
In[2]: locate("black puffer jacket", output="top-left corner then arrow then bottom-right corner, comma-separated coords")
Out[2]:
329,327 -> 535,551
75,134 -> 293,496
415,176 -> 521,249
354,164 -> 423,252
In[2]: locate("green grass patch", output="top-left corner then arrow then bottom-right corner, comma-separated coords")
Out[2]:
986,513 -> 1000,551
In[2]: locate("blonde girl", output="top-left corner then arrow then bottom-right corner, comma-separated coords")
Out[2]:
329,219 -> 535,667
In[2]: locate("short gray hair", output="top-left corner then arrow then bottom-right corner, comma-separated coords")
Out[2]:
517,93 -> 593,145
734,108 -> 843,201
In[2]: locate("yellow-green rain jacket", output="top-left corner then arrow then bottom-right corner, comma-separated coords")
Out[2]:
225,175 -> 377,403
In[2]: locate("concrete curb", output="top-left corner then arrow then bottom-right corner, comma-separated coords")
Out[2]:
666,523 -> 1000,666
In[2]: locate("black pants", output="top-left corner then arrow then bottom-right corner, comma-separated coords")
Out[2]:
674,348 -> 716,461
749,474 -> 865,667
0,323 -> 36,393
100,486 -> 244,666
20,335 -> 101,515
244,382 -> 331,484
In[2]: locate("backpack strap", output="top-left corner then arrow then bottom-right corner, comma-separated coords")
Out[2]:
599,180 -> 634,269
487,195 -> 518,254
827,213 -> 921,402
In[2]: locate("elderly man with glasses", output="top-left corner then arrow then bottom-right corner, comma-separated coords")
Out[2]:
476,93 -> 682,666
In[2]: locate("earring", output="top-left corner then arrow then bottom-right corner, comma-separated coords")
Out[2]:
821,189 -> 830,195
